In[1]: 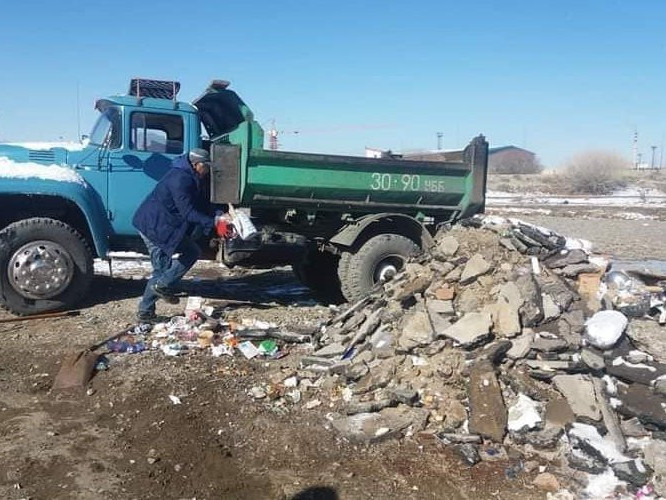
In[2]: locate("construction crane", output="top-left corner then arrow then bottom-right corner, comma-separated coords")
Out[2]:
266,119 -> 395,151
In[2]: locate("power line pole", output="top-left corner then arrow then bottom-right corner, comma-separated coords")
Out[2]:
651,145 -> 657,170
436,132 -> 443,150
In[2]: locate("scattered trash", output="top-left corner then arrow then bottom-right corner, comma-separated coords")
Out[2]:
238,340 -> 261,359
304,399 -> 321,409
168,395 -> 182,405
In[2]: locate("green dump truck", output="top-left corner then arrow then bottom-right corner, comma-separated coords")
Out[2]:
0,79 -> 487,314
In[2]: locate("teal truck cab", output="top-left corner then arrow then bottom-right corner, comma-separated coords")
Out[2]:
0,79 -> 488,315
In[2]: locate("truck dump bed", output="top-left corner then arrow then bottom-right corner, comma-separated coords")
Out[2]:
211,135 -> 488,222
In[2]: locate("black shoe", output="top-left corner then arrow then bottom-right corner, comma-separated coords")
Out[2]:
137,310 -> 159,324
152,284 -> 180,304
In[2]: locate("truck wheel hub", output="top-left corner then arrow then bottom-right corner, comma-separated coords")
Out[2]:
8,241 -> 74,299
374,256 -> 403,283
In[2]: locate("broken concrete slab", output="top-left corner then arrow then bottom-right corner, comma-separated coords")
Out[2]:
436,235 -> 460,257
313,342 -> 346,358
627,320 -> 666,364
397,309 -> 434,352
502,369 -> 553,402
443,266 -> 462,283
540,277 -> 577,313
516,274 -> 544,327
434,285 -> 456,301
444,399 -> 467,429
387,387 -> 419,405
353,359 -> 397,394
560,263 -> 602,278
506,332 -> 534,360
460,254 -> 491,285
479,340 -> 512,364
499,281 -> 524,308
394,275 -> 432,302
606,355 -> 666,386
541,294 -> 561,322
468,360 -> 507,442
552,375 -> 602,422
545,249 -> 589,269
331,406 -> 429,443
426,299 -> 455,315
516,426 -> 563,449
531,337 -> 568,353
644,440 -> 666,497
456,288 -> 481,314
439,311 -> 493,347
580,348 -> 605,372
495,295 -> 521,337
346,398 -> 397,415
611,459 -> 652,486
616,383 -> 666,429
532,472 -> 560,493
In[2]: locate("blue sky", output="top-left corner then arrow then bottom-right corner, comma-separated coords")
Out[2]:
0,0 -> 664,167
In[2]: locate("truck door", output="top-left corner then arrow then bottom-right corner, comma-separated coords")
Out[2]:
107,109 -> 187,235
75,105 -> 123,210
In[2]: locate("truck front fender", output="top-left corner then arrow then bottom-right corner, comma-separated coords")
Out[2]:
329,213 -> 434,251
0,177 -> 112,257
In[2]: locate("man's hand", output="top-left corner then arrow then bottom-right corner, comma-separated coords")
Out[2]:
215,216 -> 234,239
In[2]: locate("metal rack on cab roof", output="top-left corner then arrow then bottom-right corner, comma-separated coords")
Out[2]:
128,78 -> 181,109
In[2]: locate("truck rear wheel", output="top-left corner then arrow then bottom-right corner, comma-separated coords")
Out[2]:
338,234 -> 421,302
293,248 -> 345,304
0,218 -> 94,316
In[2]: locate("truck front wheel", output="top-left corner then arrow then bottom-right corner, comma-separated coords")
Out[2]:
0,218 -> 94,316
338,234 -> 421,302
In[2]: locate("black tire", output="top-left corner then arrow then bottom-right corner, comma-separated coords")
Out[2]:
0,218 -> 94,315
292,248 -> 345,304
338,234 -> 421,302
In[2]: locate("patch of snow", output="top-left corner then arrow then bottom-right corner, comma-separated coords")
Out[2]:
616,211 -> 657,220
487,188 -> 666,208
0,157 -> 86,185
603,375 -> 617,396
108,251 -> 148,259
487,207 -> 553,215
609,397 -> 622,409
507,393 -> 542,431
569,423 -> 631,464
627,436 -> 653,452
614,187 -> 666,197
7,141 -> 86,151
584,468 -> 624,498
565,237 -> 593,252
611,356 -> 656,372
584,310 -> 628,349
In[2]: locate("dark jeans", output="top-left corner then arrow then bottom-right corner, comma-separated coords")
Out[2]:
138,233 -> 201,314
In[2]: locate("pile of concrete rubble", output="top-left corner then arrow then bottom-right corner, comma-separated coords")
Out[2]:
279,216 -> 666,497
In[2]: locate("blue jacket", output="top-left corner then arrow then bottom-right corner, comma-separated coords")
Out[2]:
133,155 -> 214,255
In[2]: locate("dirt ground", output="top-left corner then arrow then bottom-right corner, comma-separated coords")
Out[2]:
0,264 -> 545,500
2,212 -> 663,499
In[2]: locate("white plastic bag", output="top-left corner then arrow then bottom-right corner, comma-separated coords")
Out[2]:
228,205 -> 258,240
584,310 -> 628,349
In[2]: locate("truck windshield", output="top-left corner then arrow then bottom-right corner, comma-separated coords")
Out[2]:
89,107 -> 121,148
